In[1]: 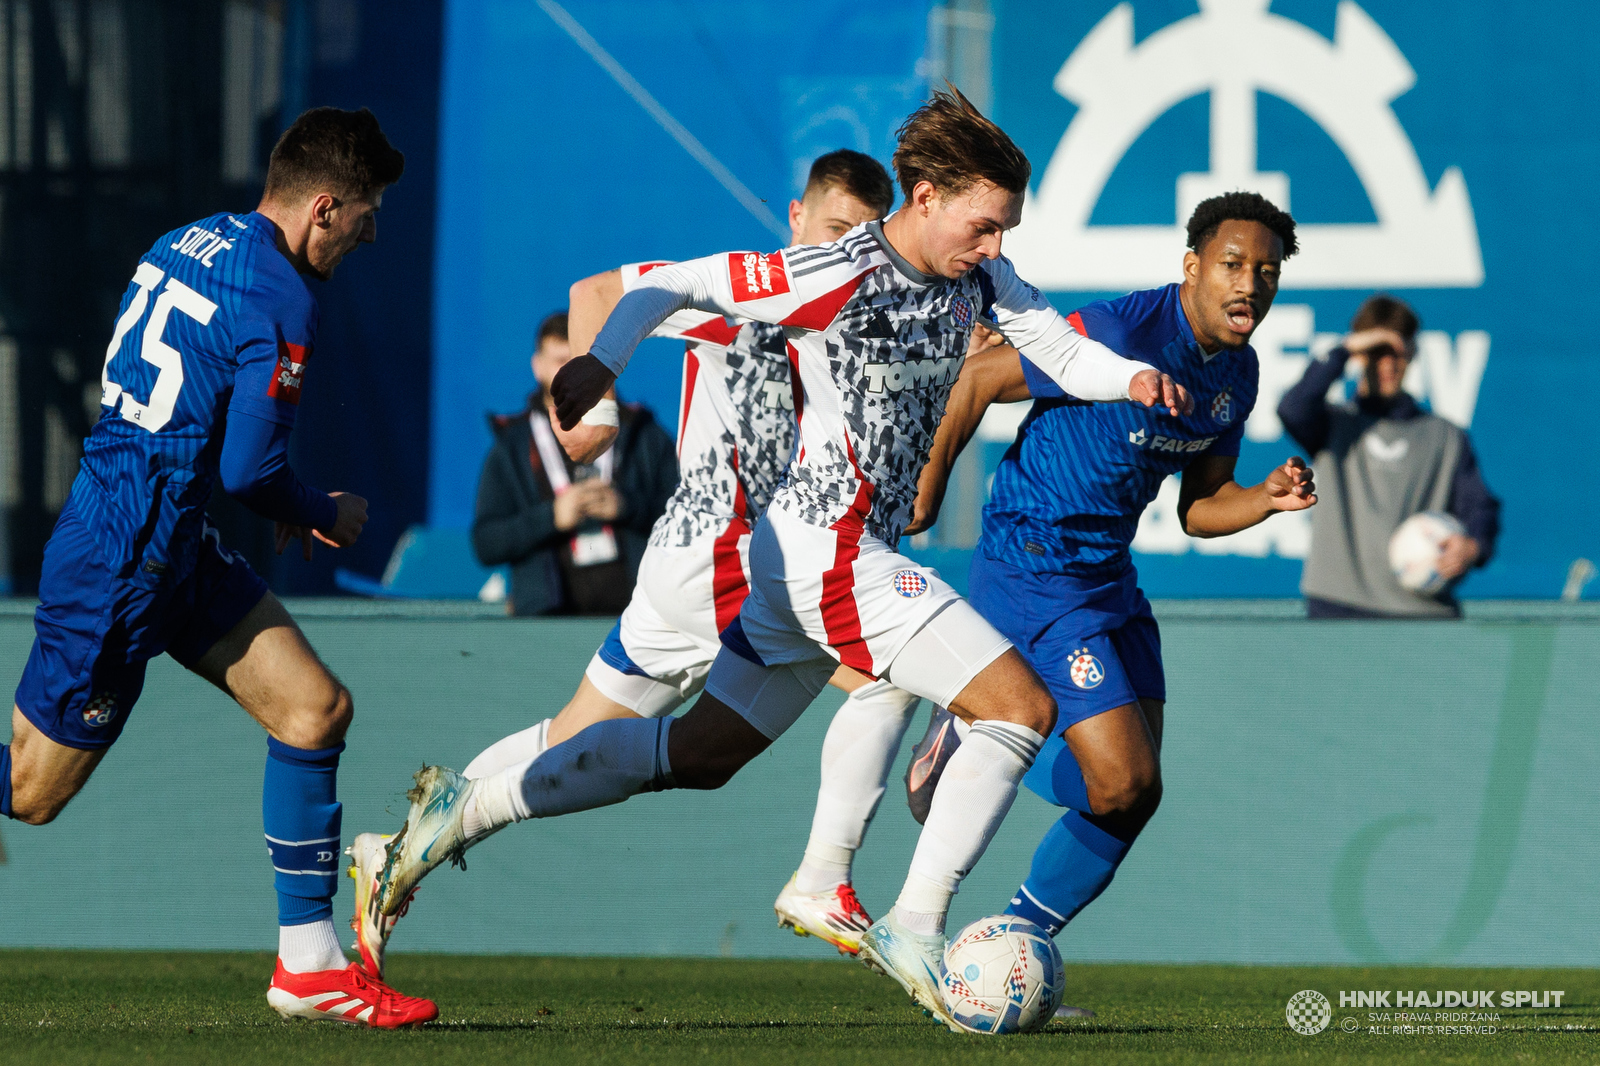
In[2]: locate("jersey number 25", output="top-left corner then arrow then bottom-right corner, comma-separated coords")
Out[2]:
100,261 -> 218,433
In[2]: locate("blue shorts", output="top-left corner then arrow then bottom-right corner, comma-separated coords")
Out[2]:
15,503 -> 269,750
969,553 -> 1164,806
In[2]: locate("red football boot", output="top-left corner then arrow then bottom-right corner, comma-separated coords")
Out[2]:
267,960 -> 438,1028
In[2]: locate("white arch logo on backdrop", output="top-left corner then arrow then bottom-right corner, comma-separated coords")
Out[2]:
1006,0 -> 1484,290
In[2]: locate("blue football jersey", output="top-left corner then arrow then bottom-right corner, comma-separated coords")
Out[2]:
77,211 -> 317,586
980,283 -> 1259,577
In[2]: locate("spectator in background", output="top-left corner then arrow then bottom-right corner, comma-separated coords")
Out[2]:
1278,294 -> 1499,618
473,312 -> 676,616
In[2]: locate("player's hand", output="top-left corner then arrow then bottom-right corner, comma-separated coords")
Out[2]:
553,416 -> 618,465
551,354 -> 618,431
1264,457 -> 1316,511
1129,369 -> 1193,416
1436,533 -> 1480,580
315,492 -> 368,548
966,322 -> 1006,356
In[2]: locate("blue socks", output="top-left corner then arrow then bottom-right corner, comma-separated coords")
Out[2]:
1006,809 -> 1138,936
0,743 -> 12,819
1007,739 -> 1139,937
263,737 -> 343,925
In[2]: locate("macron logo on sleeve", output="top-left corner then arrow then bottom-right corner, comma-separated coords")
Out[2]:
267,340 -> 309,404
729,251 -> 790,302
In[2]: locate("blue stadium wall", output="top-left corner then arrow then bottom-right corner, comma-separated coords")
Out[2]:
2,602 -> 1596,964
273,0 -> 444,594
423,0 -> 1599,601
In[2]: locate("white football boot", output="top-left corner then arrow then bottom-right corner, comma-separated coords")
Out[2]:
346,832 -> 418,979
377,765 -> 475,916
773,875 -> 874,956
858,913 -> 961,1032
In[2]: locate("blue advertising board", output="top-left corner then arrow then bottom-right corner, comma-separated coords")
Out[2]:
989,0 -> 1596,597
429,0 -> 926,533
428,0 -> 1597,599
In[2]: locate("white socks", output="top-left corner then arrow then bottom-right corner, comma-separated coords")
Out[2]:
462,718 -> 551,780
795,681 -> 920,894
278,918 -> 347,974
894,719 -> 1044,935
466,716 -> 674,837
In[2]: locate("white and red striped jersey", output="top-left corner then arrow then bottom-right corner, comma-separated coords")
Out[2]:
622,262 -> 798,549
598,221 -> 1153,544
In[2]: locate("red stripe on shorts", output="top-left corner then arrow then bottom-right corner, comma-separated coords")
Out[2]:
1067,310 -> 1089,337
818,439 -> 877,677
712,452 -> 752,635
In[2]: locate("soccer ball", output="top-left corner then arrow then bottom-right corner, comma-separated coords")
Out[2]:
1388,511 -> 1466,594
939,915 -> 1065,1034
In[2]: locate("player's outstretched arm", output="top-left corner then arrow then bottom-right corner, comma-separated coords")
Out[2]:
906,344 -> 1031,535
1178,454 -> 1316,538
984,259 -> 1192,415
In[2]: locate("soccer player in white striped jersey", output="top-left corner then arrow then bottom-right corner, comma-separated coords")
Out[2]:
346,152 -> 924,974
374,89 -> 1189,1029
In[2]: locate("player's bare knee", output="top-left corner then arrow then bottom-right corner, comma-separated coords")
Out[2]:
1006,688 -> 1057,738
280,682 -> 352,749
8,781 -> 70,826
1091,767 -> 1162,821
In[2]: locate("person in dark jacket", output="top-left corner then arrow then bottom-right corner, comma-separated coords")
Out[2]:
1277,294 -> 1500,618
473,313 -> 677,616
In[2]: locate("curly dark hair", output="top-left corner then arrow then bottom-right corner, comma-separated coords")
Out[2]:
1185,191 -> 1298,258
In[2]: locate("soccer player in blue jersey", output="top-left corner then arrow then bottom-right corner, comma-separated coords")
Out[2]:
906,192 -> 1316,972
0,107 -> 436,1027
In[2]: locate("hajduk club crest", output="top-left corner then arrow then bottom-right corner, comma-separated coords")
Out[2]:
893,570 -> 929,598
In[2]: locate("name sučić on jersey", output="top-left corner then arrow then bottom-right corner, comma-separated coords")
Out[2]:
170,225 -> 237,267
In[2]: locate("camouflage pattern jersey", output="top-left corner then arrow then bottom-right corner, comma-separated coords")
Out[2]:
601,222 -> 1155,546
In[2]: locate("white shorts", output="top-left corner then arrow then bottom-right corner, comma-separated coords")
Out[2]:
584,521 -> 752,718
708,506 -> 1012,737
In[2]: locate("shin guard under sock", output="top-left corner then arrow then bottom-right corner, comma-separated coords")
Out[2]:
1005,809 -> 1138,936
263,737 -> 343,926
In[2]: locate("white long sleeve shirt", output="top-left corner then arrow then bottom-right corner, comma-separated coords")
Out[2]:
593,220 -> 1153,542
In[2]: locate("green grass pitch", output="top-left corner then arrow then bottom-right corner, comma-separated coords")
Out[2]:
0,951 -> 1595,1064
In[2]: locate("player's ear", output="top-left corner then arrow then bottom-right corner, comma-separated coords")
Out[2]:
1182,250 -> 1200,283
309,192 -> 338,229
788,198 -> 805,237
912,181 -> 938,217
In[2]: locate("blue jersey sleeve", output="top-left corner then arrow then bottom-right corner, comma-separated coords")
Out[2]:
228,264 -> 317,428
219,411 -> 339,529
